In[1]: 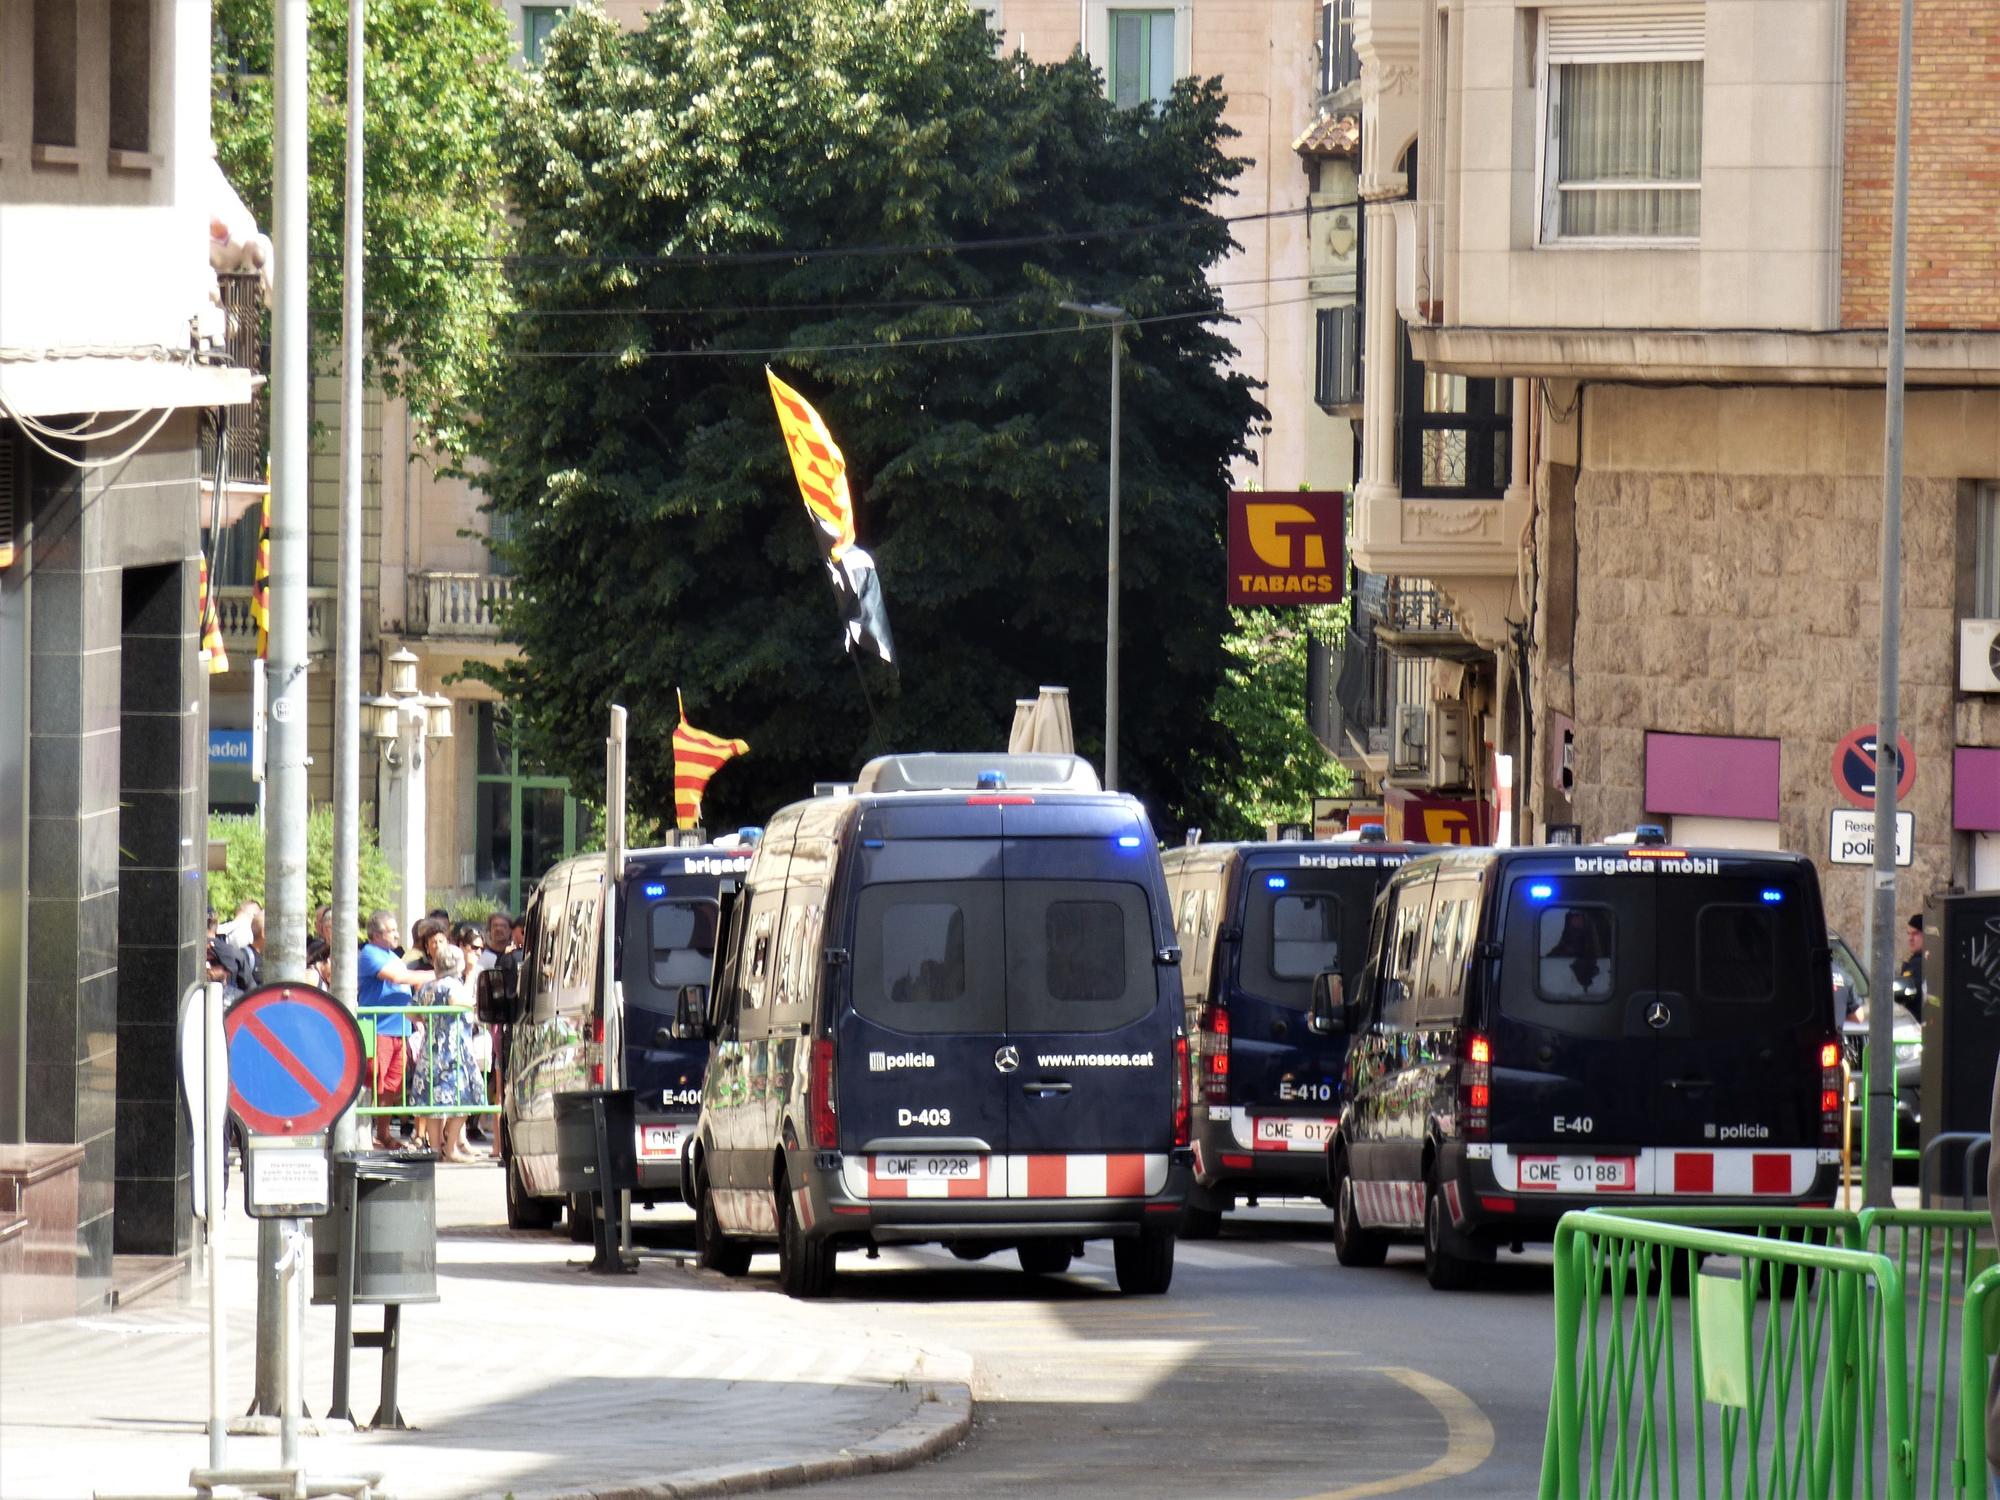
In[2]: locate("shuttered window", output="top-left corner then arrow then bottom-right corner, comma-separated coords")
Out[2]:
1540,8 -> 1704,242
0,435 -> 16,570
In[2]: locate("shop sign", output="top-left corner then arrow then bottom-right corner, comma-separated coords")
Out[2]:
1227,491 -> 1344,605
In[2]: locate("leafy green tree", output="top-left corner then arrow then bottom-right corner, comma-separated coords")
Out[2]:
470,0 -> 1263,832
211,0 -> 514,454
1199,607 -> 1352,840
208,807 -> 399,935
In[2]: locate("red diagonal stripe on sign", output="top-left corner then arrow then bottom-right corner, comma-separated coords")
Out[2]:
241,1010 -> 336,1109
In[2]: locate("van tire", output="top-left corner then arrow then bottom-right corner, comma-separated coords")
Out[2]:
1113,1228 -> 1176,1295
694,1179 -> 751,1278
1330,1151 -> 1388,1267
1181,1205 -> 1223,1240
566,1193 -> 594,1243
1017,1241 -> 1074,1276
505,1149 -> 561,1231
1423,1176 -> 1479,1292
776,1177 -> 836,1299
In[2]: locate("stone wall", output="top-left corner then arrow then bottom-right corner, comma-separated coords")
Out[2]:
1531,384 -> 1998,939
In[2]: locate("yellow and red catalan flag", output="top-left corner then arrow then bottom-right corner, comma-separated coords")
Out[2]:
672,691 -> 748,831
250,489 -> 270,658
197,558 -> 229,675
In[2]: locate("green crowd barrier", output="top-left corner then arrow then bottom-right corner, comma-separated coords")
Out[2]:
1541,1207 -> 2000,1500
353,1002 -> 500,1118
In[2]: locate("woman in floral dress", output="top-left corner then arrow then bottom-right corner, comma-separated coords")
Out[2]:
414,942 -> 485,1162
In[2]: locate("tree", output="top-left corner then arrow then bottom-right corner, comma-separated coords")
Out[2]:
211,0 -> 514,454
1199,606 -> 1352,840
472,0 -> 1264,835
208,807 -> 399,932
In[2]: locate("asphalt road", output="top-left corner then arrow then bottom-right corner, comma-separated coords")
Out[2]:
631,1200 -> 1555,1498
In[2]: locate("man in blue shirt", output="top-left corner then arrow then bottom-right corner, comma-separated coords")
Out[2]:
360,910 -> 429,1149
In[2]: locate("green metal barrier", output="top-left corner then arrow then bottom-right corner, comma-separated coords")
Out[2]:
1543,1210 -> 1911,1500
1853,1040 -> 1921,1169
353,1002 -> 499,1118
1956,1264 -> 2000,1499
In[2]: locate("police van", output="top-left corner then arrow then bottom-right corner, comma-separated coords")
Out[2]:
1326,830 -> 1843,1289
1162,833 -> 1430,1236
484,841 -> 753,1234
681,753 -> 1193,1298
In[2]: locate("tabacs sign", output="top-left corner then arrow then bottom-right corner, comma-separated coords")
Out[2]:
1227,491 -> 1344,605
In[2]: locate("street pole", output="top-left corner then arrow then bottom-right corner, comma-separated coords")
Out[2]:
1863,0 -> 1915,1210
330,0 -> 366,1161
1106,323 -> 1122,793
256,0 -> 311,1413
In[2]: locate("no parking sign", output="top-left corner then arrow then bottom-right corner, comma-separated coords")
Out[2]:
222,982 -> 367,1136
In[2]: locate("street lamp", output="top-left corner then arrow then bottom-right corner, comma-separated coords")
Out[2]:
1061,300 -> 1128,791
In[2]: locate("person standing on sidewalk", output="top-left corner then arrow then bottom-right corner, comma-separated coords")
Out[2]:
360,911 -> 427,1150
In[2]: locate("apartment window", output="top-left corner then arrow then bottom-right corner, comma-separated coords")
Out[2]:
33,0 -> 77,150
1397,330 -> 1510,498
1109,10 -> 1175,108
1975,482 -> 2000,619
109,0 -> 153,156
1320,0 -> 1359,96
1315,305 -> 1360,410
522,5 -> 571,64
1540,9 -> 1704,243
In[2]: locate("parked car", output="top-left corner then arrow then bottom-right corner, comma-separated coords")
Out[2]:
1829,932 -> 1921,1162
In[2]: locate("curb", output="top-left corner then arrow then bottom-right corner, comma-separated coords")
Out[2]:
537,1382 -> 974,1500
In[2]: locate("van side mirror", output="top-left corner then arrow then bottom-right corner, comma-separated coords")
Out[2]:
1308,971 -> 1345,1035
476,958 -> 523,1026
674,984 -> 710,1041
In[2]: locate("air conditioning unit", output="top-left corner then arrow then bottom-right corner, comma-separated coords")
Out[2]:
1962,619 -> 2000,693
1395,703 -> 1428,768
1428,702 -> 1468,788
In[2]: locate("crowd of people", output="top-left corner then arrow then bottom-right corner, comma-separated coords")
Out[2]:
205,896 -> 525,1165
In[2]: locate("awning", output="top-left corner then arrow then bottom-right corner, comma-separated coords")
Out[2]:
0,354 -> 257,419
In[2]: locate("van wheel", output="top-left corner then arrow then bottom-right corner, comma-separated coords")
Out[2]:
1331,1153 -> 1388,1268
776,1179 -> 836,1299
505,1150 -> 561,1231
694,1179 -> 751,1278
1423,1176 -> 1479,1292
1181,1205 -> 1223,1240
1113,1229 -> 1176,1295
566,1193 -> 595,1243
1017,1241 -> 1074,1276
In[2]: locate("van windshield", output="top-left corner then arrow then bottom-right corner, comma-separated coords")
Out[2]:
1499,874 -> 1813,1039
1240,873 -> 1378,1009
853,879 -> 1155,1035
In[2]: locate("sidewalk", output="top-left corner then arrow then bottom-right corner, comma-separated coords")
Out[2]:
0,1162 -> 971,1500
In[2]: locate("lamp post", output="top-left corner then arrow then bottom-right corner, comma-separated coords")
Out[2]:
371,648 -> 453,931
1061,300 -> 1128,791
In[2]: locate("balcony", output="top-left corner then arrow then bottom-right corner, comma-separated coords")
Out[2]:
214,585 -> 333,659
200,271 -> 266,490
1373,577 -> 1485,663
406,571 -> 514,640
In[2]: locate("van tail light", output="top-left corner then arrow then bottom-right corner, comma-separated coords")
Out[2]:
1198,1000 -> 1231,1105
591,1013 -> 605,1086
1461,1033 -> 1491,1141
1173,1034 -> 1192,1148
1820,1039 -> 1844,1147
810,1039 -> 839,1151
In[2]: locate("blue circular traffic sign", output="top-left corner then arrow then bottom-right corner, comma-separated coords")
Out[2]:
222,983 -> 366,1136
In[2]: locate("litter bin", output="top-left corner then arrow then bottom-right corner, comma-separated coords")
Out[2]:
313,1150 -> 440,1306
554,1089 -> 638,1195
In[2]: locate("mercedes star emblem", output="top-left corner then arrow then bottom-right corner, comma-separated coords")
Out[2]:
1645,1000 -> 1673,1031
994,1046 -> 1021,1074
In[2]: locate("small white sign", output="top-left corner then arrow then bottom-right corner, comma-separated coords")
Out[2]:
247,1142 -> 330,1216
1829,808 -> 1913,868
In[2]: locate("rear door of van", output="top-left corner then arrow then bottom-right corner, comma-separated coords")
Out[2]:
622,865 -> 726,1168
1001,801 -> 1177,1196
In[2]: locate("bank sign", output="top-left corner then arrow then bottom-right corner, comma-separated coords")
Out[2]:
1227,491 -> 1344,605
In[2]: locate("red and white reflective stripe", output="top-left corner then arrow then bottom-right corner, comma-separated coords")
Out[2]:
1352,1179 -> 1423,1230
715,1187 -> 778,1235
792,1183 -> 816,1233
841,1153 -> 1170,1201
1662,1149 -> 1814,1196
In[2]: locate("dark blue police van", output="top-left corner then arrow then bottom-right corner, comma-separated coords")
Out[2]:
1326,831 -> 1843,1289
485,841 -> 753,1234
1161,834 -> 1430,1236
682,753 -> 1193,1298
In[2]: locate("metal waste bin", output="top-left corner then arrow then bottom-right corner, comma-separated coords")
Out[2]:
554,1089 -> 638,1194
313,1150 -> 440,1306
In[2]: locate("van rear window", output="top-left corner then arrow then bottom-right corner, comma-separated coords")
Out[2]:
1005,881 -> 1154,1034
1272,894 -> 1343,980
1535,906 -> 1616,1001
855,882 -> 1006,1035
1241,874 -> 1376,1009
648,901 -> 719,992
1696,904 -> 1777,1003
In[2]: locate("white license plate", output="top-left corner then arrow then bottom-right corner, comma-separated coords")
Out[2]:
1254,1117 -> 1337,1147
873,1153 -> 979,1181
636,1124 -> 687,1160
1518,1155 -> 1636,1192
